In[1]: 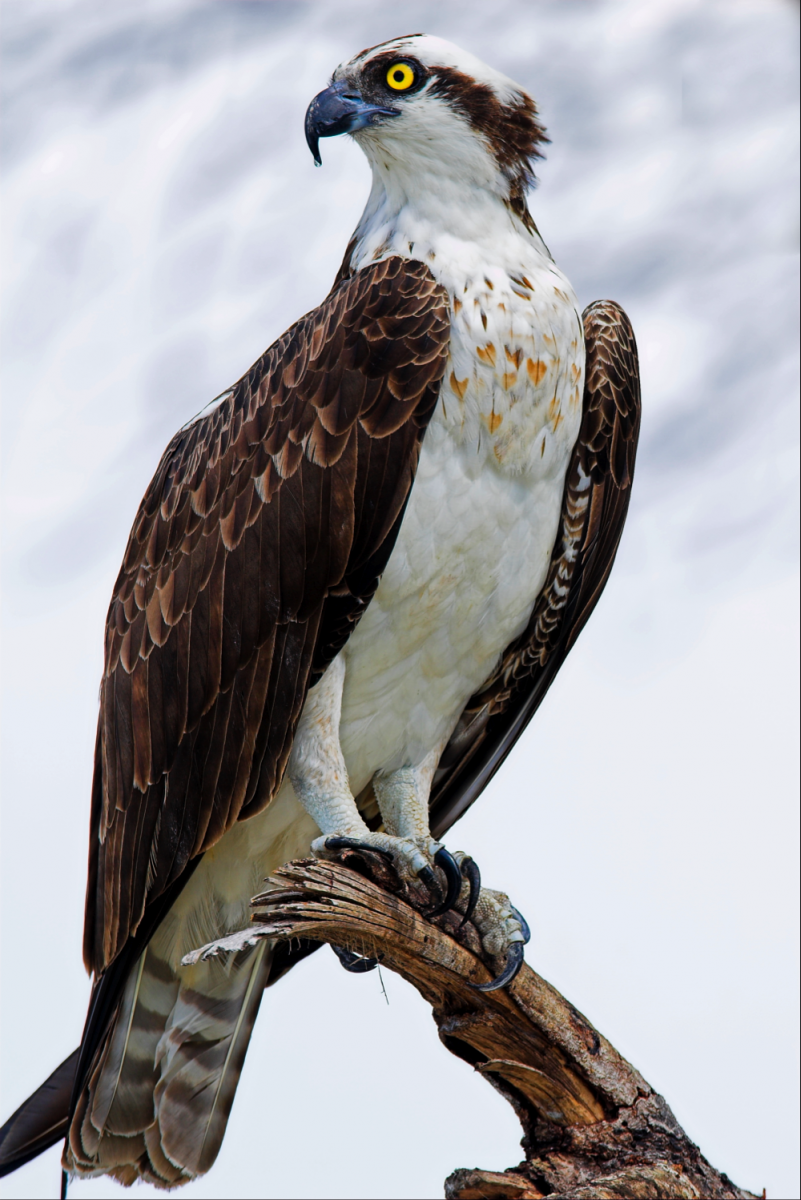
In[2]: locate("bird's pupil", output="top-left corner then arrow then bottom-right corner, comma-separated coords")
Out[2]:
393,71 -> 403,82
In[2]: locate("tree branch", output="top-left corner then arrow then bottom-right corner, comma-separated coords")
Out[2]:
184,855 -> 758,1200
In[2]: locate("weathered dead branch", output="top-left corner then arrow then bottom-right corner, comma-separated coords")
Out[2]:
186,854 -> 758,1200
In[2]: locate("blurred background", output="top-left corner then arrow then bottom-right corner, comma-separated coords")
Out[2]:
1,1 -> 798,1197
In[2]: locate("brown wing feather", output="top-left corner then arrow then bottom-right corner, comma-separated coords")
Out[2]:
429,299 -> 641,839
84,256 -> 449,976
0,1050 -> 79,1176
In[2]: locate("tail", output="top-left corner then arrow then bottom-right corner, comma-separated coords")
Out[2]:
2,785 -> 318,1189
0,1049 -> 79,1177
2,916 -> 272,1191
1,940 -> 271,1190
64,916 -> 272,1187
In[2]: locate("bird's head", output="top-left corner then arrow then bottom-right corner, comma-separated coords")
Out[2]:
305,34 -> 548,228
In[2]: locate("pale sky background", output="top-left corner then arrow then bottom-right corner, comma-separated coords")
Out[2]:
0,2 -> 798,1198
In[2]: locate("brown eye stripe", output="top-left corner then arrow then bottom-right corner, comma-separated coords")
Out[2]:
428,65 -> 548,230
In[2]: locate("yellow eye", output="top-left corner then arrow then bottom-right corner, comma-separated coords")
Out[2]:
386,62 -> 415,91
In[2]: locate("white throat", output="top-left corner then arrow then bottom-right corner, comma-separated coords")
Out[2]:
346,133 -> 583,482
350,120 -> 548,272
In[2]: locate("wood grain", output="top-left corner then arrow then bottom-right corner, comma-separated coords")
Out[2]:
229,856 -> 759,1200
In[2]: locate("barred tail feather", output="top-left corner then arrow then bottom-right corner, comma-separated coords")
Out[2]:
65,930 -> 273,1187
62,784 -> 314,1187
154,941 -> 270,1177
90,948 -> 179,1139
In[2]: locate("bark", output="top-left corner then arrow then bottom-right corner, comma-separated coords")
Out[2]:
185,853 -> 759,1200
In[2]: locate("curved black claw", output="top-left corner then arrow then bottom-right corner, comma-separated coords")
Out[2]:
331,944 -> 379,973
416,864 -> 438,894
470,941 -> 525,993
458,856 -> 481,927
427,847 -> 463,916
510,904 -> 531,945
324,836 -> 394,863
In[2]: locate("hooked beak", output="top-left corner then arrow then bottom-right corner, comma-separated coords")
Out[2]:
305,80 -> 400,166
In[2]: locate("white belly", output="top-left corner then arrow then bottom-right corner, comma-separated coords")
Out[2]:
339,418 -> 569,792
337,237 -> 584,792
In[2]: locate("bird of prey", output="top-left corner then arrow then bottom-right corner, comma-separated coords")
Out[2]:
0,33 -> 640,1191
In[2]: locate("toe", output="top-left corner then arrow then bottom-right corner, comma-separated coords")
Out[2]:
471,941 -> 525,992
466,884 -> 530,991
509,904 -> 531,945
321,835 -> 394,862
331,944 -> 380,973
458,856 -> 482,926
426,847 -> 463,916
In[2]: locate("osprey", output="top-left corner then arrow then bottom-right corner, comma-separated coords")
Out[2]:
0,34 -> 640,1190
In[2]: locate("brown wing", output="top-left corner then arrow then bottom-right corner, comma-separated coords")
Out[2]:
429,299 -> 641,839
83,256 -> 449,976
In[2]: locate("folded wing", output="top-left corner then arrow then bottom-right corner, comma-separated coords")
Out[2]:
86,255 -> 449,978
0,257 -> 449,1182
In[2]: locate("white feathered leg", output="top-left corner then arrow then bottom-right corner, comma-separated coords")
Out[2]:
289,658 -> 448,885
287,659 -> 527,987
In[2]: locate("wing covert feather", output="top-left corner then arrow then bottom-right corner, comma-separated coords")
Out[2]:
85,258 -> 449,975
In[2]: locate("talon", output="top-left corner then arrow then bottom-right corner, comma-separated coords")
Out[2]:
331,944 -> 379,972
427,847 -> 462,916
458,856 -> 481,927
417,864 -> 439,896
471,941 -> 525,993
324,835 -> 394,862
510,904 -> 531,945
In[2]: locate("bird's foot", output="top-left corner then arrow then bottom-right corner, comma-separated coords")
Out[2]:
314,834 -> 528,990
311,831 -> 462,916
446,851 -> 530,992
468,888 -> 529,991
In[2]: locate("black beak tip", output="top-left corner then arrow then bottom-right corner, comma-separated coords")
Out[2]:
304,110 -> 322,166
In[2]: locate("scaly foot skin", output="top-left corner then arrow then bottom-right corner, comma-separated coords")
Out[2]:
450,851 -> 531,992
311,832 -> 463,915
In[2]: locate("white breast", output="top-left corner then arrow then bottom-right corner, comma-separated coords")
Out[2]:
339,236 -> 584,793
